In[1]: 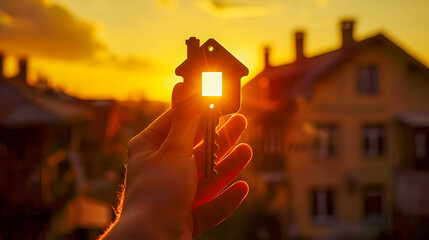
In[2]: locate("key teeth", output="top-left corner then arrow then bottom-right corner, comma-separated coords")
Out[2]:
212,169 -> 218,177
212,149 -> 218,178
214,143 -> 219,157
214,131 -> 219,155
212,126 -> 219,178
202,115 -> 220,181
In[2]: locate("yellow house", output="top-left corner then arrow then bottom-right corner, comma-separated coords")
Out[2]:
242,20 -> 429,239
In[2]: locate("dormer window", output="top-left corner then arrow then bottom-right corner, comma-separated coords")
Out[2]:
357,65 -> 379,94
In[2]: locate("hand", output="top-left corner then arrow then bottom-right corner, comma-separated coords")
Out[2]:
101,83 -> 252,239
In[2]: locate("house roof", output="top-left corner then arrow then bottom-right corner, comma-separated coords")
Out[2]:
0,77 -> 93,127
243,33 -> 429,110
176,38 -> 248,77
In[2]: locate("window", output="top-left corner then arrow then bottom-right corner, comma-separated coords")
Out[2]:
363,125 -> 386,157
311,188 -> 336,225
415,132 -> 428,159
364,185 -> 385,224
414,129 -> 429,169
263,128 -> 284,155
358,65 -> 379,94
259,125 -> 285,172
314,125 -> 338,158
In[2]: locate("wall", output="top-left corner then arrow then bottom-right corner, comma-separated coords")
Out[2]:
284,45 -> 429,238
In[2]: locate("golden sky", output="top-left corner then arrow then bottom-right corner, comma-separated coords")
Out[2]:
1,0 -> 428,102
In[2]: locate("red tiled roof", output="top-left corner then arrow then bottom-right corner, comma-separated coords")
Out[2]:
243,33 -> 429,110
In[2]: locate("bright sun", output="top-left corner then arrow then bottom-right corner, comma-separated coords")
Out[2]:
202,72 -> 222,96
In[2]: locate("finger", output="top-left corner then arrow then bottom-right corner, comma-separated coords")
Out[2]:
127,109 -> 172,158
192,144 -> 252,208
215,114 -> 247,162
192,181 -> 249,237
160,82 -> 200,156
193,115 -> 232,148
193,124 -> 204,147
193,114 -> 247,162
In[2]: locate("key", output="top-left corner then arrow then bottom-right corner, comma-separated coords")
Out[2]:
201,105 -> 219,180
175,37 -> 249,181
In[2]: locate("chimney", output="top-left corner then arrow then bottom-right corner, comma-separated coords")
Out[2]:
185,37 -> 200,59
295,31 -> 305,61
263,46 -> 271,69
18,57 -> 28,82
341,20 -> 355,48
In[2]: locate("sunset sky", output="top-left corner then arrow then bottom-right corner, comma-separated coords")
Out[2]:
1,0 -> 428,102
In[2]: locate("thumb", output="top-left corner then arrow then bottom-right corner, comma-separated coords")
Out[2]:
160,82 -> 199,156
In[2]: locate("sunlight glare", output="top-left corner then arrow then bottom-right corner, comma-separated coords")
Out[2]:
202,72 -> 222,96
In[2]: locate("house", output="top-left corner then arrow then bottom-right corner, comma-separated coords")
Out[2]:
242,20 -> 429,239
0,55 -> 118,239
176,37 -> 248,115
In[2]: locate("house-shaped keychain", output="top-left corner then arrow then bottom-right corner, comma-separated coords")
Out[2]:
175,37 -> 249,116
176,37 -> 249,180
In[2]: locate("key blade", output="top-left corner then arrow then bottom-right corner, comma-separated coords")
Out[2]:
202,108 -> 219,181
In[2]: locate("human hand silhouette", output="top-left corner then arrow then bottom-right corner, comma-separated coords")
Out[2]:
101,82 -> 252,239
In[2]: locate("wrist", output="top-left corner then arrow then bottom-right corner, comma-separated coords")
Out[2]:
105,202 -> 189,240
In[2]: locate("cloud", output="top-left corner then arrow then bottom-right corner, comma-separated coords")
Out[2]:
0,0 -> 159,71
91,54 -> 158,71
202,0 -> 285,18
0,0 -> 105,60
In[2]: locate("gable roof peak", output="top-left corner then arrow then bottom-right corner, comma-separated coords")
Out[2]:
176,37 -> 249,77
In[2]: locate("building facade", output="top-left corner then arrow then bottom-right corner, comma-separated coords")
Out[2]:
242,20 -> 429,239
0,55 -> 118,239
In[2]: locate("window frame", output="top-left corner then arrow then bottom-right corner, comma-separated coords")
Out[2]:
415,133 -> 427,158
262,125 -> 284,155
313,124 -> 339,159
357,64 -> 380,95
413,127 -> 429,169
362,124 -> 387,158
310,187 -> 337,225
363,184 -> 386,224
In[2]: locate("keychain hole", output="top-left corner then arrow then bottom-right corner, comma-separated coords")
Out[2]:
208,45 -> 214,52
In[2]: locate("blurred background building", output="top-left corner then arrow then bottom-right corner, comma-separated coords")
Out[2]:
0,1 -> 428,238
0,55 -> 168,239
241,19 -> 429,240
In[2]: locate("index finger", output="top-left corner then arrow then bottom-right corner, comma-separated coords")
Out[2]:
127,108 -> 172,155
